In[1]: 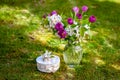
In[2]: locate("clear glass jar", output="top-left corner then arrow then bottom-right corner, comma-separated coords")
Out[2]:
63,45 -> 83,68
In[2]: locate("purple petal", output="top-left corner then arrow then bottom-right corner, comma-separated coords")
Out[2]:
82,5 -> 88,12
58,30 -> 67,39
72,6 -> 79,14
50,10 -> 57,16
55,22 -> 64,31
89,15 -> 96,23
76,13 -> 82,19
67,18 -> 73,25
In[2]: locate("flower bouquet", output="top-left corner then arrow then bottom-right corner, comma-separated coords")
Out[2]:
42,5 -> 96,67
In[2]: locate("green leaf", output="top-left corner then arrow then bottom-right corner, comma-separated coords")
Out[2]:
70,11 -> 74,18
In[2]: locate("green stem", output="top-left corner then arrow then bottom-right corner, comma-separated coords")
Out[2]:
88,23 -> 91,40
74,13 -> 76,20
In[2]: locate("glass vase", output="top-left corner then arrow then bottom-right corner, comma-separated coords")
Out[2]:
63,45 -> 83,68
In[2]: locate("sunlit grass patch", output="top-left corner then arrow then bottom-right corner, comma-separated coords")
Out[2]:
0,5 -> 40,28
94,57 -> 105,66
98,0 -> 120,3
111,63 -> 120,70
29,26 -> 67,51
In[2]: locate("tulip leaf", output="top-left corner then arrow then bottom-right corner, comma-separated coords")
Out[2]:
70,11 -> 74,18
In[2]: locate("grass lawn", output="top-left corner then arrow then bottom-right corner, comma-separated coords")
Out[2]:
0,0 -> 120,80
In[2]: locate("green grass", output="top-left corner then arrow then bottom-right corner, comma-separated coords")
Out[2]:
0,0 -> 120,80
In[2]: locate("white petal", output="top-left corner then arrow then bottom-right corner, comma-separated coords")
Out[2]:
74,21 -> 78,25
84,24 -> 90,29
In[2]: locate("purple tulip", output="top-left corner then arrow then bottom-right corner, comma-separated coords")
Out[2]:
58,30 -> 67,39
72,6 -> 79,14
67,18 -> 73,25
55,22 -> 64,31
76,13 -> 82,19
82,5 -> 88,12
50,10 -> 57,15
89,15 -> 96,23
